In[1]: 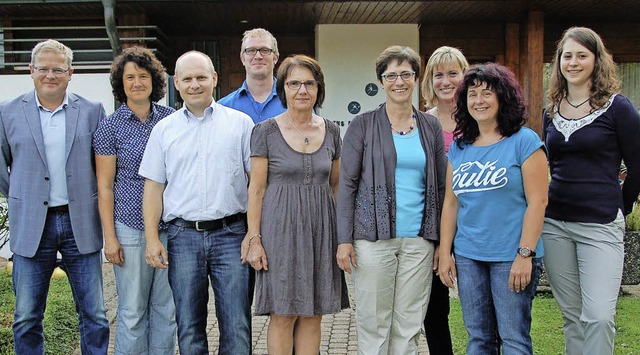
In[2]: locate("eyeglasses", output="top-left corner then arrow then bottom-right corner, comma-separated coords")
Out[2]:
381,71 -> 415,82
33,66 -> 70,76
286,80 -> 318,91
243,47 -> 274,56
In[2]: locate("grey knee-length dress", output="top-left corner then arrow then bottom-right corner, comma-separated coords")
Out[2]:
251,118 -> 349,316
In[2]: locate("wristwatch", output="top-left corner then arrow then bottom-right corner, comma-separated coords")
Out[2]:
517,247 -> 536,258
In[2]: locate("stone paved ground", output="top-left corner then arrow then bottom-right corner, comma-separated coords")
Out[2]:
94,262 -> 640,355
100,263 -> 428,354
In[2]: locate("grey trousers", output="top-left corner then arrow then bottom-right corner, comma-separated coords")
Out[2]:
542,210 -> 625,355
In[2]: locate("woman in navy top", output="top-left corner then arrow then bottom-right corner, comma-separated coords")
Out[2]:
94,47 -> 176,354
438,63 -> 548,354
542,27 -> 640,355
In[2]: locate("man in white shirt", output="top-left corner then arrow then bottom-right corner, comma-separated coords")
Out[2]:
140,50 -> 254,354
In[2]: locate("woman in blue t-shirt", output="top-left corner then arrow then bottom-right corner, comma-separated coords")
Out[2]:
438,63 -> 548,354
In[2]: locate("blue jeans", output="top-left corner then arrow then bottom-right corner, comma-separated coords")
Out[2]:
113,222 -> 176,355
455,254 -> 542,355
12,211 -> 109,354
166,219 -> 251,355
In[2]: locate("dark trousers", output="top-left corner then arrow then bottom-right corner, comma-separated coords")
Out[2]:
424,271 -> 454,354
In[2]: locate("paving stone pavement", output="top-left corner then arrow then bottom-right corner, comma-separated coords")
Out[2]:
97,262 -> 640,354
100,263 -> 429,354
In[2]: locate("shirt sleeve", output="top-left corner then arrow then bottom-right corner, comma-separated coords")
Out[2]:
336,114 -> 365,244
93,115 -> 116,156
250,120 -> 269,159
138,123 -> 166,183
516,127 -> 545,166
242,114 -> 254,173
614,96 -> 640,214
327,119 -> 342,160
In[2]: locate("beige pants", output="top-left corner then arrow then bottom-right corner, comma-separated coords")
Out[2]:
352,237 -> 434,355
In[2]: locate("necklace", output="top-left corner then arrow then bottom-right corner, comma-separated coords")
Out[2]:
566,97 -> 589,108
390,113 -> 417,135
286,112 -> 313,145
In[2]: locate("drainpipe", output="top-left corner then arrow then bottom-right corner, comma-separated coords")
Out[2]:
102,0 -> 121,57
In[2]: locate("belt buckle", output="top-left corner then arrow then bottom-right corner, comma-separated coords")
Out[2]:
195,221 -> 206,232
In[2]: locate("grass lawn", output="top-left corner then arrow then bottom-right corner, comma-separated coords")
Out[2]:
0,268 -> 79,355
1,266 -> 639,354
450,289 -> 640,354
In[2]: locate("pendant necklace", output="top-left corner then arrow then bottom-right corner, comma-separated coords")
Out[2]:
390,113 -> 417,135
566,97 -> 589,108
287,112 -> 312,145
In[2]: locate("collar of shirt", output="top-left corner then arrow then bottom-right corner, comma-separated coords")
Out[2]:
118,102 -> 161,122
182,100 -> 216,122
35,91 -> 69,113
238,78 -> 278,100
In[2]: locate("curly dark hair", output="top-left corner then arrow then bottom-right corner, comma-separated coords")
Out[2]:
110,46 -> 167,103
276,54 -> 325,110
546,27 -> 620,113
453,63 -> 527,148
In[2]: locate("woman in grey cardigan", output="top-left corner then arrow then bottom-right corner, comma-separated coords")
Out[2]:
336,45 -> 446,354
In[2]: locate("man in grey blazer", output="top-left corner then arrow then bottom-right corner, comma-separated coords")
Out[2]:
0,39 -> 109,354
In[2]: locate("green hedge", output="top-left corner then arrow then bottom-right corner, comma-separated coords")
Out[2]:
0,269 -> 79,354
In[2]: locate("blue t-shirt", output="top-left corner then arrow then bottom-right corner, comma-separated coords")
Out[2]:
393,129 -> 426,237
218,79 -> 285,123
448,127 -> 544,261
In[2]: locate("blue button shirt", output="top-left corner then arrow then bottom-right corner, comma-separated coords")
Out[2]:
93,102 -> 175,230
218,79 -> 285,123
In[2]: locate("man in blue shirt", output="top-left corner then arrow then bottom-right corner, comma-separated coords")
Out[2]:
218,28 -> 286,123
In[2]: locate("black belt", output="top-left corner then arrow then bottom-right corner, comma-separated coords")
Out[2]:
169,212 -> 246,232
48,204 -> 69,213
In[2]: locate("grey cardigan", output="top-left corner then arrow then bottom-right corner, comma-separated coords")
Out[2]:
337,103 -> 447,244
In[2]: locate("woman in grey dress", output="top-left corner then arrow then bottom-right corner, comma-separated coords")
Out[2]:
241,54 -> 347,355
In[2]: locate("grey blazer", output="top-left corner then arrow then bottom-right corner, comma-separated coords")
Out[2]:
337,103 -> 447,244
0,91 -> 104,257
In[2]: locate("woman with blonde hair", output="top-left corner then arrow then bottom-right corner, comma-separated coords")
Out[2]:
422,46 -> 469,153
420,46 -> 469,355
543,26 -> 640,355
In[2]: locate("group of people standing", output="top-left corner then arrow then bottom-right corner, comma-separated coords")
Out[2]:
0,25 -> 638,355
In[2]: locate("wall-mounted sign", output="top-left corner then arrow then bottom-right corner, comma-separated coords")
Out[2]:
365,83 -> 378,96
348,101 -> 361,114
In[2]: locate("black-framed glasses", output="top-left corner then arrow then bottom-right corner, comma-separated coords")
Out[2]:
243,47 -> 274,56
286,80 -> 318,91
381,71 -> 415,82
33,66 -> 69,76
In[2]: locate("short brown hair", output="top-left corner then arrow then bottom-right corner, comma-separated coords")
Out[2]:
375,46 -> 421,83
276,55 -> 325,110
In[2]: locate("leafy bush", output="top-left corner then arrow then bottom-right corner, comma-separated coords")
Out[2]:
627,202 -> 640,231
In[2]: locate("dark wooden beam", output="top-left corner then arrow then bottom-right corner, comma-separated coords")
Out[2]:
523,11 -> 544,136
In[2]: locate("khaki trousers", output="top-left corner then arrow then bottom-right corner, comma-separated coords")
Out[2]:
352,237 -> 434,355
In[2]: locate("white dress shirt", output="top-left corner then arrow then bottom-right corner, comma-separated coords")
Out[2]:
139,101 -> 254,222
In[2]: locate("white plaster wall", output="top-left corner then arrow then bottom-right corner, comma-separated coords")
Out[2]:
316,24 -> 420,135
0,73 -> 116,114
